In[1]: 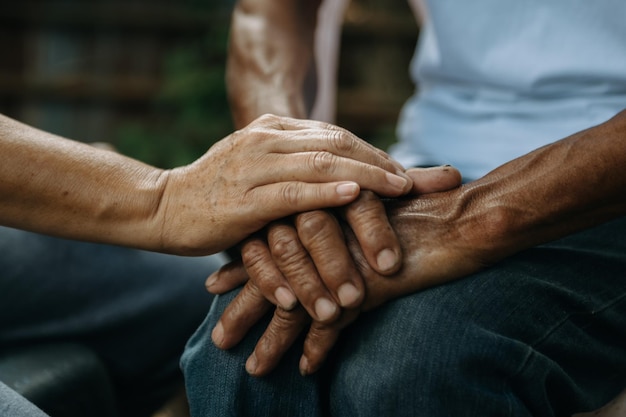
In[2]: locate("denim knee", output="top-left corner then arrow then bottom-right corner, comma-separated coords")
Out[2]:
327,280 -> 535,417
327,243 -> 626,417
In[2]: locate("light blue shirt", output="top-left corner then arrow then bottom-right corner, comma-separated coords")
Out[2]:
391,0 -> 626,180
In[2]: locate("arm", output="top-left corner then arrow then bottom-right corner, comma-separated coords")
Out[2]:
210,109 -> 626,375
0,113 -> 410,256
0,113 -> 165,249
227,0 -> 324,127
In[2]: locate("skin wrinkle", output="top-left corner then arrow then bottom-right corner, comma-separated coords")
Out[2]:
153,169 -> 172,252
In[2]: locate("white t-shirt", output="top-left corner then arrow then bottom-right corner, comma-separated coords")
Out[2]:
391,0 -> 626,180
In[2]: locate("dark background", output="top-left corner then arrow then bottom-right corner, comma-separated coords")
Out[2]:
0,0 -> 417,168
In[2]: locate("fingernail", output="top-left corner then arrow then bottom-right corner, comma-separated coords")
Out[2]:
205,274 -> 217,288
299,355 -> 309,376
377,248 -> 398,272
246,353 -> 258,374
315,297 -> 338,322
337,283 -> 361,307
336,182 -> 359,197
211,321 -> 224,347
274,286 -> 297,310
386,172 -> 408,191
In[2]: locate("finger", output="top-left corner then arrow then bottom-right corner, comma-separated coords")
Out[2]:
259,151 -> 411,196
240,235 -> 297,310
246,306 -> 310,377
268,222 -> 340,323
299,309 -> 361,376
341,191 -> 402,275
205,260 -> 249,294
242,115 -> 412,195
254,114 -> 405,172
406,165 -> 462,194
212,281 -> 272,350
245,181 -> 361,227
295,210 -> 364,308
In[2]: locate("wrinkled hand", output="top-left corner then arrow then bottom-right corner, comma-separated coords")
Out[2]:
212,189 -> 399,328
208,166 -> 462,321
208,166 -> 468,376
156,114 -> 412,255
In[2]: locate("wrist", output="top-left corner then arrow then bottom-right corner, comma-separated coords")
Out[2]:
125,167 -> 172,252
388,184 -> 513,281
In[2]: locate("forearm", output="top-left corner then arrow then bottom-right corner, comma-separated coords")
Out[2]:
227,0 -> 322,127
387,109 -> 626,284
0,114 -> 165,249
455,109 -> 626,259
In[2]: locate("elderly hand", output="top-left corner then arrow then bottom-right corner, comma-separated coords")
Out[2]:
207,166 -> 465,375
155,114 -> 412,255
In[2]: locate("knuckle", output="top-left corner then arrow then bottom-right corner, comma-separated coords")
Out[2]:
308,151 -> 337,174
224,286 -> 262,324
268,230 -> 316,280
256,309 -> 308,355
280,182 -> 305,207
256,113 -> 278,124
327,129 -> 354,153
307,322 -> 330,341
304,326 -> 336,358
273,306 -> 305,327
296,212 -> 354,276
354,189 -> 379,205
245,114 -> 282,141
270,233 -> 302,264
348,192 -> 386,222
295,211 -> 333,243
287,276 -> 318,297
241,241 -> 269,271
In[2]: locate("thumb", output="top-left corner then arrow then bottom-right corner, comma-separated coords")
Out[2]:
405,166 -> 462,194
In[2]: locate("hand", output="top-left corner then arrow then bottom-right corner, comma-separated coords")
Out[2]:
216,191 -> 397,327
208,166 -> 462,320
208,166 -> 466,375
155,114 -> 412,255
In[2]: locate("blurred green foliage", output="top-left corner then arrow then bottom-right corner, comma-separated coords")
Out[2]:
115,5 -> 233,169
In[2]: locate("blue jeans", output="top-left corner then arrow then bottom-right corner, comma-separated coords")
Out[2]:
182,216 -> 626,417
0,227 -> 224,417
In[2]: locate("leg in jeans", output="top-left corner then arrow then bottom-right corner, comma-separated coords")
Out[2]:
182,216 -> 626,417
0,226 -> 225,417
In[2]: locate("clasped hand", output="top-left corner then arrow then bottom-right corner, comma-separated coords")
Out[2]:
207,165 -> 468,376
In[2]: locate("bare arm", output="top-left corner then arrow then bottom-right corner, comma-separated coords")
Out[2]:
0,113 -> 411,256
0,114 -> 166,249
227,0 -> 324,128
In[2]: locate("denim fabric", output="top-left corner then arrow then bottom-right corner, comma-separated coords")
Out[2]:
0,381 -> 49,417
0,226 -> 224,417
182,216 -> 626,417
